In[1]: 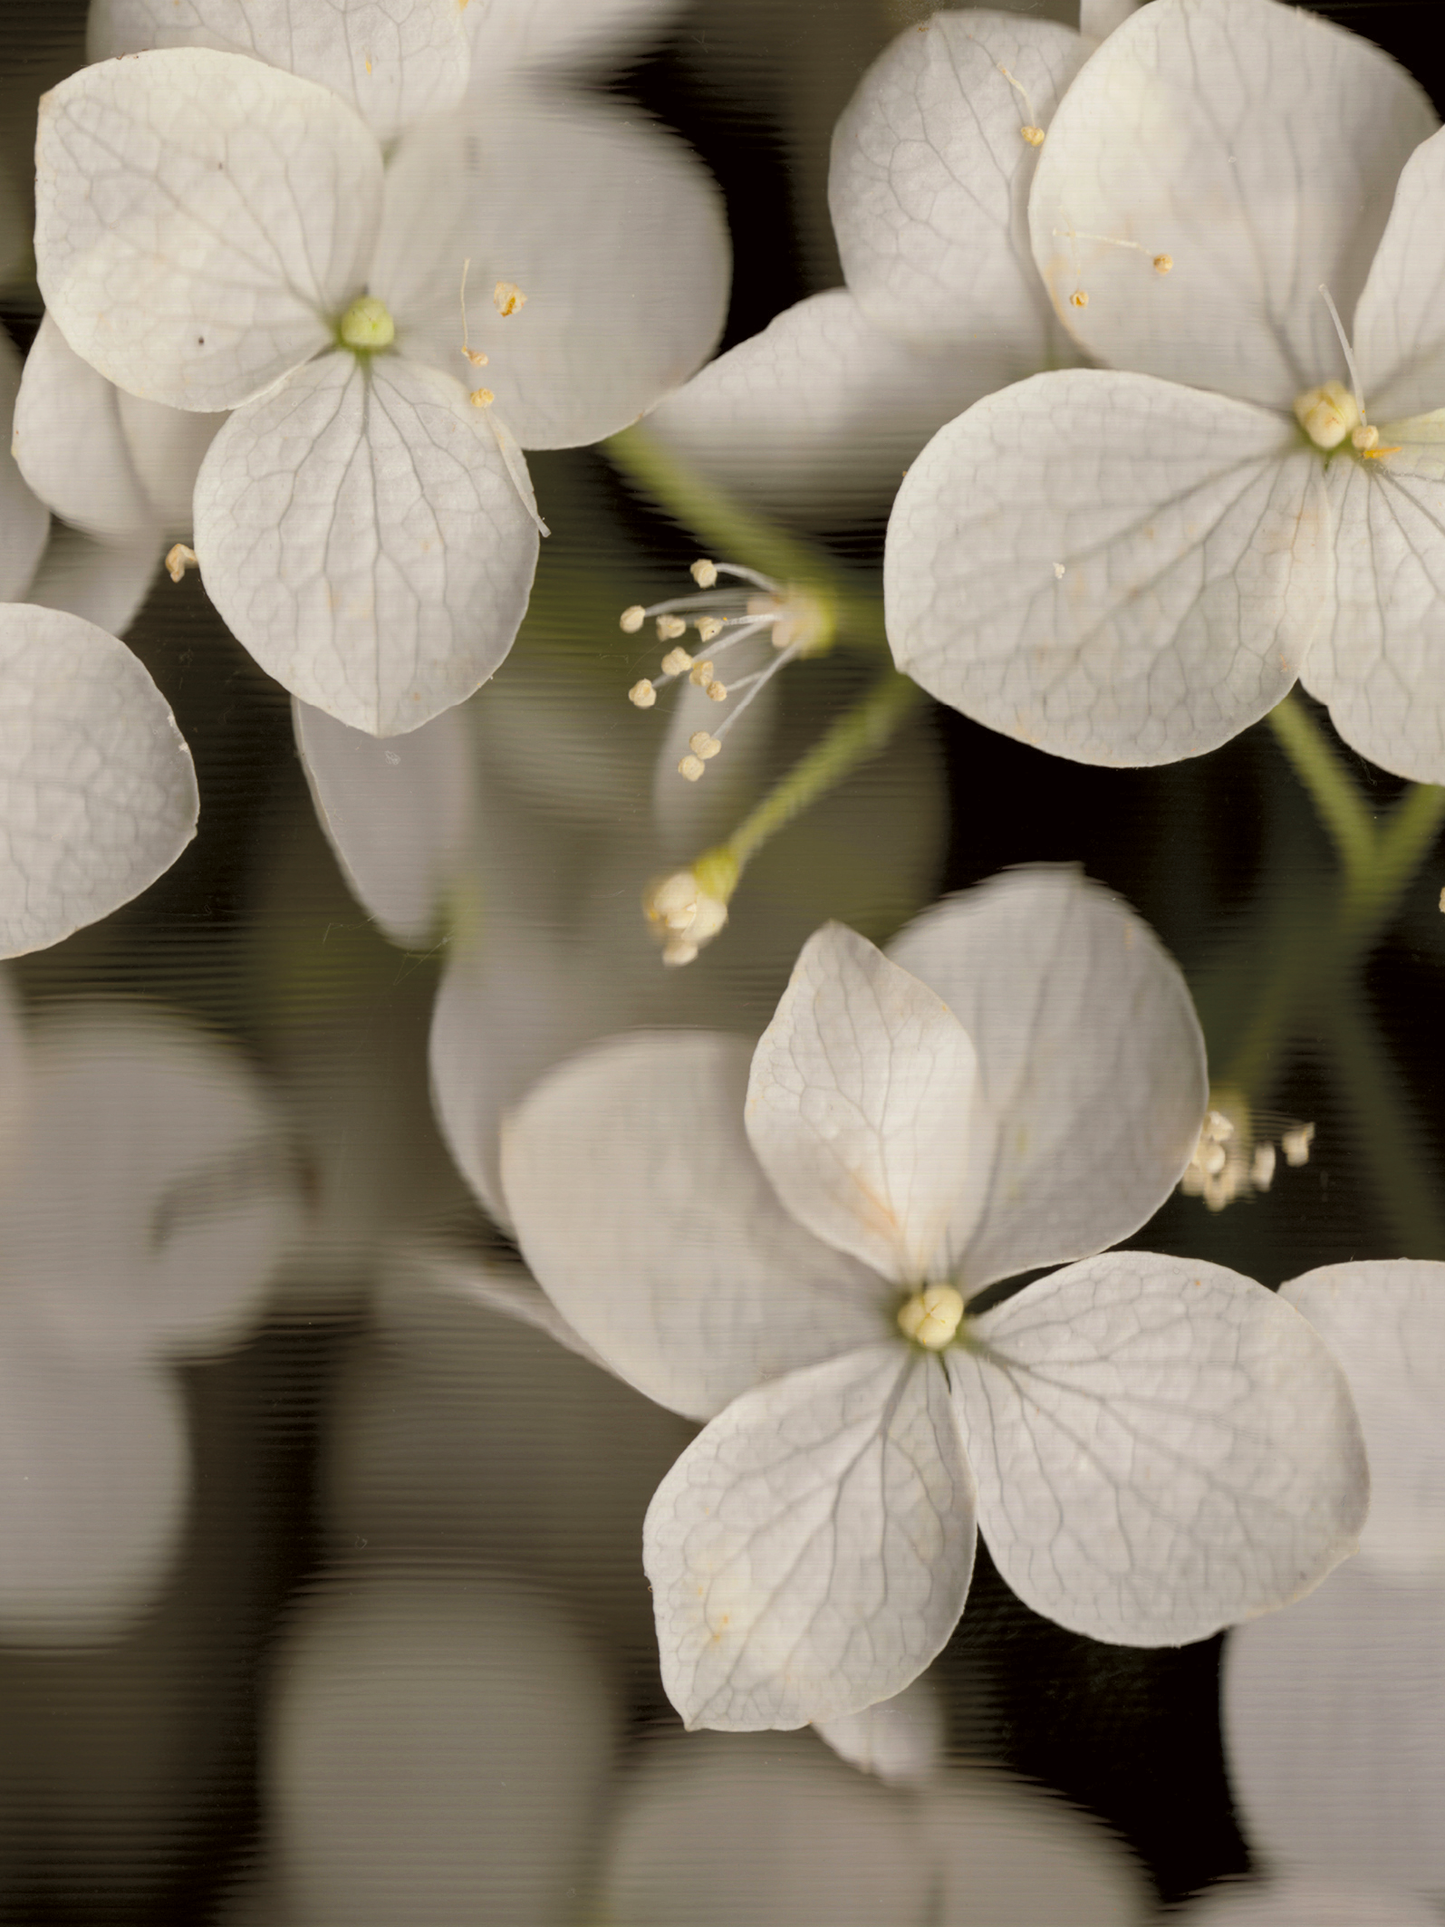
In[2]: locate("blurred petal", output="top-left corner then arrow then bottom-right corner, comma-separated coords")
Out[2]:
88,0 -> 472,143
1173,1879 -> 1441,1927
294,698 -> 476,945
117,388 -> 225,534
467,0 -> 683,74
952,1255 -> 1368,1645
1281,1260 -> 1445,1575
1224,1559 -> 1445,1902
500,1031 -> 889,1420
644,1346 -> 976,1729
746,922 -> 985,1285
1029,0 -> 1435,410
886,868 -> 1207,1293
0,604 -> 198,958
414,1247 -> 606,1371
813,1673 -> 944,1787
0,330 -> 53,603
885,371 -> 1329,766
1354,126 -> 1445,422
36,48 -> 381,410
646,289 -> 1010,523
831,10 -> 1085,356
193,352 -> 539,735
26,523 -> 160,635
375,89 -> 729,449
12,313 -> 159,544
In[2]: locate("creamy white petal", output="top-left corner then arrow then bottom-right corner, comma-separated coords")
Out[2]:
411,1247 -> 607,1371
294,698 -> 475,944
1352,126 -> 1445,424
26,524 -> 160,636
1282,1260 -> 1445,1575
467,0 -> 683,75
831,11 -> 1085,356
375,89 -> 729,449
1300,433 -> 1445,783
1169,1878 -> 1438,1927
88,0 -> 472,143
0,604 -> 198,957
1224,1559 -> 1445,1902
813,1673 -> 944,1787
500,1031 -> 890,1421
36,48 -> 381,410
14,314 -> 160,544
193,351 -> 539,735
646,288 -> 1019,523
1029,0 -> 1436,411
1079,0 -> 1144,36
885,371 -> 1330,765
952,1254 -> 1369,1645
886,868 -> 1207,1293
0,330 -> 53,602
645,1345 -> 976,1729
116,388 -> 225,534
746,922 -> 984,1285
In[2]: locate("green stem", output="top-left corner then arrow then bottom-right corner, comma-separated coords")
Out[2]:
1264,694 -> 1375,882
1341,778 -> 1445,946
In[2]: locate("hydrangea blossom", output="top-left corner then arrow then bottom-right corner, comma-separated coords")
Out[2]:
497,869 -> 1368,1730
885,0 -> 1445,782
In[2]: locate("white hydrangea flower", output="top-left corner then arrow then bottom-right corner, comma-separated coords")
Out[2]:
885,0 -> 1445,782
496,869 -> 1368,1731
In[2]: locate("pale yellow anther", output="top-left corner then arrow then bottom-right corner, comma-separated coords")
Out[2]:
663,939 -> 699,968
462,346 -> 489,367
689,659 -> 715,686
1352,422 -> 1380,451
339,294 -> 396,351
620,605 -> 646,634
1293,379 -> 1360,451
706,680 -> 728,702
689,731 -> 722,760
897,1285 -> 965,1351
1020,124 -> 1044,145
648,872 -> 700,930
678,754 -> 707,782
1251,1143 -> 1277,1191
493,280 -> 526,318
1202,1142 -> 1227,1178
1153,254 -> 1173,274
628,679 -> 657,708
1070,288 -> 1088,309
695,615 -> 723,643
660,647 -> 694,676
657,614 -> 688,642
164,542 -> 198,584
468,386 -> 494,408
690,558 -> 719,588
1282,1122 -> 1315,1167
643,864 -> 733,966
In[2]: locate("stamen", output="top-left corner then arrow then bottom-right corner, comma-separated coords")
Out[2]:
695,616 -> 724,643
997,63 -> 1044,145
628,680 -> 657,708
689,731 -> 722,760
1318,284 -> 1364,416
1282,1122 -> 1315,1168
690,558 -> 719,588
644,863 -> 733,966
660,647 -> 694,676
494,280 -> 526,318
706,680 -> 728,702
458,259 -> 489,367
688,659 -> 715,686
1053,222 -> 1174,309
165,542 -> 198,584
620,606 -> 646,634
468,386 -> 494,408
658,615 -> 688,642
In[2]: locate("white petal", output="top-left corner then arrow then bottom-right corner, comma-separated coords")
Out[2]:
646,288 -> 1018,523
644,1345 -> 976,1729
467,0 -> 683,74
1349,126 -> 1445,424
1281,1260 -> 1445,1575
1029,0 -> 1436,411
88,0 -> 472,143
885,371 -> 1329,765
0,330 -> 53,602
1170,1877 -> 1439,1927
117,388 -> 225,533
26,523 -> 160,636
412,1247 -> 607,1372
951,1254 -> 1370,1645
886,868 -> 1207,1293
499,1031 -> 890,1421
1299,444 -> 1445,784
294,697 -> 476,945
813,1673 -> 944,1787
1079,0 -> 1144,35
193,352 -> 539,735
374,88 -> 729,450
1223,1559 -> 1445,1903
35,48 -> 381,410
830,11 -> 1086,356
13,312 -> 160,543
0,604 -> 198,957
746,922 -> 985,1284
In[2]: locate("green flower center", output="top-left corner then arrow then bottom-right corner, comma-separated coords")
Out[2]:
338,295 -> 395,354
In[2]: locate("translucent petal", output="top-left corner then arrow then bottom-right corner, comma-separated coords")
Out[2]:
409,1247 -> 606,1372
499,1031 -> 890,1421
831,10 -> 1086,355
35,47 -> 381,410
746,922 -> 984,1285
1351,125 -> 1445,424
192,352 -> 539,735
116,387 -> 225,533
1029,0 -> 1436,411
646,288 -> 1018,524
88,0 -> 472,143
1281,1260 -> 1445,1575
812,1673 -> 944,1787
952,1253 -> 1369,1645
644,1345 -> 976,1729
466,0 -> 684,74
0,604 -> 198,957
26,523 -> 160,636
886,868 -> 1207,1294
885,370 -> 1329,766
1224,1559 -> 1445,1903
374,88 -> 729,450
0,330 -> 53,603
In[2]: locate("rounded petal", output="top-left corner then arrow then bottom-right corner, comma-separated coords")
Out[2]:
374,89 -> 729,449
1224,1559 -> 1445,1901
884,370 -> 1329,766
116,387 -> 225,534
1281,1260 -> 1445,1575
500,1031 -> 891,1420
831,12 -> 1084,358
745,922 -> 986,1285
1353,126 -> 1445,422
1029,0 -> 1436,410
193,352 -> 539,735
26,523 -> 160,636
1170,1878 -> 1439,1927
952,1254 -> 1369,1646
1300,450 -> 1445,784
813,1673 -> 944,1788
294,697 -> 476,945
467,0 -> 684,74
0,330 -> 54,603
88,0 -> 472,143
35,48 -> 381,410
0,604 -> 198,957
644,1345 -> 976,1729
646,288 -> 1016,523
886,868 -> 1207,1293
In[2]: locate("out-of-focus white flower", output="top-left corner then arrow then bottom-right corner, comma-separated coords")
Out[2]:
496,870 -> 1367,1731
886,0 -> 1445,783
